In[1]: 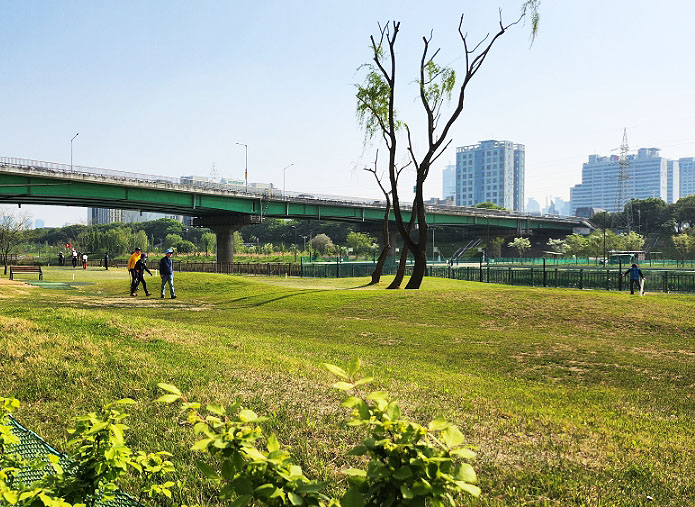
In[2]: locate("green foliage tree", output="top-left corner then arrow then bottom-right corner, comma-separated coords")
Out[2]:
164,234 -> 183,250
200,232 -> 217,257
508,237 -> 531,257
589,211 -> 612,230
672,233 -> 694,261
488,237 -> 505,258
475,202 -> 505,210
310,234 -> 334,255
546,238 -> 567,254
619,231 -> 645,251
673,195 -> 695,231
134,230 -> 148,252
346,231 -> 374,257
172,240 -> 196,254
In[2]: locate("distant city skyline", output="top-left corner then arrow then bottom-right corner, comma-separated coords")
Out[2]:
2,1 -> 695,227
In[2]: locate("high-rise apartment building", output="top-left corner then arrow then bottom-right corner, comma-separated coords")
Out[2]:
679,157 -> 695,198
666,160 -> 680,204
88,208 -> 186,225
442,164 -> 456,200
452,140 -> 525,211
570,148 -> 678,215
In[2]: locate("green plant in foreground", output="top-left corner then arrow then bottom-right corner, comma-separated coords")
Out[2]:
324,359 -> 480,507
1,397 -> 175,507
155,384 -> 335,507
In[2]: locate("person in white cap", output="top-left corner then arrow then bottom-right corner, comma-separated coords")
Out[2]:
159,248 -> 176,299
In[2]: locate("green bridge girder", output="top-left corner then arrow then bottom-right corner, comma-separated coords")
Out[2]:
0,169 -> 582,233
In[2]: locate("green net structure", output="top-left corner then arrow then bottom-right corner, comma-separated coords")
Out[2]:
6,415 -> 142,507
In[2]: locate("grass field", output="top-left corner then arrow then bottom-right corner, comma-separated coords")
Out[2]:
1,267 -> 694,505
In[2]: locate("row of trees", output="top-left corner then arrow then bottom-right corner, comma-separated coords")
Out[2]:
591,196 -> 695,235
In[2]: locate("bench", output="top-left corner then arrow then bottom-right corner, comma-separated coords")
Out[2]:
9,265 -> 43,280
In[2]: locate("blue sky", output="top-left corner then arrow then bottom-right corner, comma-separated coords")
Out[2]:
2,0 -> 694,226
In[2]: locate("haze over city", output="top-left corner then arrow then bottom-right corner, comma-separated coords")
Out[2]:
2,0 -> 694,226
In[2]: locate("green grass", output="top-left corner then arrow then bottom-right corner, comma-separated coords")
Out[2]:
1,267 -> 694,505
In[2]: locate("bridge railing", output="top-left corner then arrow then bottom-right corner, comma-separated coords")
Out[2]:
1,155 -> 587,224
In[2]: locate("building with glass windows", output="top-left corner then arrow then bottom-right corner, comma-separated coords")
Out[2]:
442,164 -> 456,200
452,140 -> 525,211
570,148 -> 679,215
679,157 -> 695,198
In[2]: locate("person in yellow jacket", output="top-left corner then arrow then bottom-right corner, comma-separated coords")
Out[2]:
127,247 -> 141,295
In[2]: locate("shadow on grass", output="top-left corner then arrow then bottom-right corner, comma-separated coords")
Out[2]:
218,289 -> 331,309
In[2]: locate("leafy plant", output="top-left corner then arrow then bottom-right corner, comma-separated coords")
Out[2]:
324,359 -> 480,506
155,384 -> 335,507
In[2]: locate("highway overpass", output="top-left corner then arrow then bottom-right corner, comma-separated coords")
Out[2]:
1,156 -> 590,263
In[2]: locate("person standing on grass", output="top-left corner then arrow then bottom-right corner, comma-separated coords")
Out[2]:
623,263 -> 645,295
131,253 -> 153,296
127,247 -> 142,295
159,248 -> 176,299
71,248 -> 78,268
82,253 -> 88,269
104,252 -> 109,270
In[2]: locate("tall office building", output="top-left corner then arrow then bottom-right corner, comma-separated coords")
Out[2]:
666,160 -> 680,204
453,140 -> 525,211
442,164 -> 456,200
89,208 -> 123,225
570,147 -> 678,215
679,157 -> 695,198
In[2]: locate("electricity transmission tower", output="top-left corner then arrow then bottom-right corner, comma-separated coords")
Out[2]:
612,128 -> 632,231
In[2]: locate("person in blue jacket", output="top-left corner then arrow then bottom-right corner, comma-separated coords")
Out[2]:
159,248 -> 176,299
622,263 -> 645,295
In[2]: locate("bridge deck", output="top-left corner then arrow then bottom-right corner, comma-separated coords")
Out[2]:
0,157 -> 588,232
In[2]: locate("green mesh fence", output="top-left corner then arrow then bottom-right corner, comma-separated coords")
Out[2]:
299,261 -> 695,293
6,415 -> 142,507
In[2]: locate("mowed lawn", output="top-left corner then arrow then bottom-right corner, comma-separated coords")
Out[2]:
1,267 -> 694,506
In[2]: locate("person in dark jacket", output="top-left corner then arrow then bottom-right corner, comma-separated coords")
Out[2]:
159,248 -> 176,299
104,252 -> 109,270
623,263 -> 645,295
131,254 -> 153,296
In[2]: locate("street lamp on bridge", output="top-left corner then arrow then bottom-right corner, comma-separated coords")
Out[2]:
235,142 -> 248,193
70,133 -> 79,172
282,163 -> 294,197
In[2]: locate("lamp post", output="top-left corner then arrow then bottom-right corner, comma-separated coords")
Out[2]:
300,235 -> 308,253
282,163 -> 294,197
235,142 -> 248,192
70,133 -> 79,171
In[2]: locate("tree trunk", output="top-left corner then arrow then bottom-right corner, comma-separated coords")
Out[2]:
370,199 -> 393,285
370,245 -> 390,285
405,244 -> 427,289
388,244 -> 409,289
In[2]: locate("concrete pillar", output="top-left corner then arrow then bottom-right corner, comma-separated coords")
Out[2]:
193,214 -> 259,266
209,224 -> 241,264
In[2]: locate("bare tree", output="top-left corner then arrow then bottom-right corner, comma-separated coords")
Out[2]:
0,208 -> 31,275
356,5 -> 538,289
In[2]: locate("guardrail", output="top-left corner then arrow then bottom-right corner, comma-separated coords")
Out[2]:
1,155 -> 587,224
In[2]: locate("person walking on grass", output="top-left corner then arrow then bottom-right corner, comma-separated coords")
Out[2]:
127,247 -> 141,295
159,248 -> 176,299
131,253 -> 153,296
623,263 -> 645,295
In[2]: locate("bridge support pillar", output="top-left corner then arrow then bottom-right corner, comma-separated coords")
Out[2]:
193,214 -> 259,265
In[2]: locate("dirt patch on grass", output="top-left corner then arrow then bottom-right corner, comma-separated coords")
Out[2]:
63,296 -> 212,311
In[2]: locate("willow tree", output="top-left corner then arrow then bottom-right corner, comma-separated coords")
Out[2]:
356,3 -> 539,289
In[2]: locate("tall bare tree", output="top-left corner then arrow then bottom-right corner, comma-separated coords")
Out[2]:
0,208 -> 30,275
357,4 -> 539,289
